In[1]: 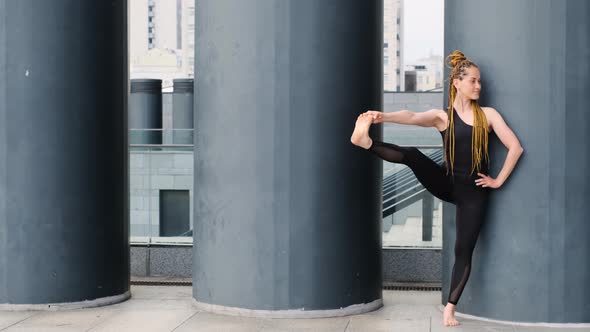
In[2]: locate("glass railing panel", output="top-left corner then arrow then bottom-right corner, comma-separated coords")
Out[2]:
129,129 -> 194,245
382,145 -> 444,248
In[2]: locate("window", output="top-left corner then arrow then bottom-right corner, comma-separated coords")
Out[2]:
159,190 -> 191,237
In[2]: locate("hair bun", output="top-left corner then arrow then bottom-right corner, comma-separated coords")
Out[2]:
447,50 -> 467,68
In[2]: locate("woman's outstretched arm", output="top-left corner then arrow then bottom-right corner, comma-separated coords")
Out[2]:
364,109 -> 446,130
475,107 -> 524,188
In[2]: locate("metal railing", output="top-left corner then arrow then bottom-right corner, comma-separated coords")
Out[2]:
382,145 -> 444,245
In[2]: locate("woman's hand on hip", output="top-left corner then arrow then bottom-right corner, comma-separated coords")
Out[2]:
475,173 -> 501,189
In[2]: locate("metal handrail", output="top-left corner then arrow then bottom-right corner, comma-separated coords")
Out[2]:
381,146 -> 444,243
130,144 -> 193,148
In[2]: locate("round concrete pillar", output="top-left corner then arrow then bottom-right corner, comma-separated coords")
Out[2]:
0,0 -> 129,308
172,78 -> 194,144
193,0 -> 383,317
129,79 -> 163,144
443,0 -> 590,323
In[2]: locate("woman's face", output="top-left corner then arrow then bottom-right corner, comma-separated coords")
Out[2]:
454,66 -> 481,100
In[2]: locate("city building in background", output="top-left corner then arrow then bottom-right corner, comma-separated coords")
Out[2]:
383,0 -> 404,91
129,0 -> 195,91
405,55 -> 443,91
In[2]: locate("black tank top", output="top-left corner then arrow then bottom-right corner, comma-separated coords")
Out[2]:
439,111 -> 489,176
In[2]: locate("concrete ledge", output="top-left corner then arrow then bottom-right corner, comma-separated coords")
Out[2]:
0,291 -> 131,311
193,298 -> 383,319
383,248 -> 441,283
437,305 -> 590,328
132,245 -> 443,283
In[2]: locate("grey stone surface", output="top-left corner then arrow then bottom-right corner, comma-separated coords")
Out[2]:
382,249 -> 442,283
149,247 -> 193,278
130,247 -> 148,277
131,246 -> 443,283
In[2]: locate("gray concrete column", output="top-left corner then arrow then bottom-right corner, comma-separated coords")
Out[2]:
129,79 -> 163,144
194,0 -> 383,317
443,0 -> 590,323
0,1 -> 129,307
172,78 -> 194,144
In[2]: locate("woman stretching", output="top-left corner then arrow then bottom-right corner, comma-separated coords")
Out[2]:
350,50 -> 524,327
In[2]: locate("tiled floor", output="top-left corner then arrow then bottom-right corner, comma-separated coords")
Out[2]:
0,286 -> 587,332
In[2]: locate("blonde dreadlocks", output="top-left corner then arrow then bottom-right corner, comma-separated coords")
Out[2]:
444,50 -> 489,175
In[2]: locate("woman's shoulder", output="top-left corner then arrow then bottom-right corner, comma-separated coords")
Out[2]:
432,109 -> 448,132
481,106 -> 499,117
480,106 -> 502,122
432,108 -> 448,118
480,106 -> 499,132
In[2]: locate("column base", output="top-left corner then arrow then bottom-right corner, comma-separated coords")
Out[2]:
0,290 -> 131,311
439,305 -> 590,328
193,298 -> 383,318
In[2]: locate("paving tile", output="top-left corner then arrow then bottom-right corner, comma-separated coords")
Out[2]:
514,326 -> 590,332
3,310 -> 115,332
258,316 -> 349,332
173,311 -> 264,332
430,314 -> 515,332
0,312 -> 38,330
87,308 -> 196,332
346,315 -> 430,332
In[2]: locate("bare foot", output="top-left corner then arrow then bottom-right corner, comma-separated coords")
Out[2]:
350,114 -> 373,149
443,303 -> 460,327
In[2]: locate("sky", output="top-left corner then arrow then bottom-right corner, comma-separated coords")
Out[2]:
403,0 -> 444,64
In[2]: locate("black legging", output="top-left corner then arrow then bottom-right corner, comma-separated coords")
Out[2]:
370,140 -> 489,305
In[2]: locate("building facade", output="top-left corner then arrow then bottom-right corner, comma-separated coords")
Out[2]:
384,0 -> 404,91
129,0 -> 195,91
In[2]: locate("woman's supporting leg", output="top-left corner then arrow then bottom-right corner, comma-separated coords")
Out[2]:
447,185 -> 489,305
443,184 -> 488,326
